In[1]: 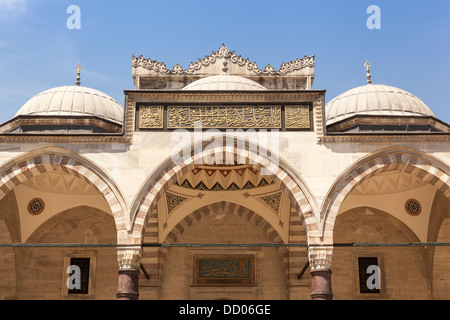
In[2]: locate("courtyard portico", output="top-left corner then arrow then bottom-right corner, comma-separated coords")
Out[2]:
0,45 -> 449,300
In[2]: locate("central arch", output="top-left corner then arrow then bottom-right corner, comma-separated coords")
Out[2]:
130,134 -> 320,245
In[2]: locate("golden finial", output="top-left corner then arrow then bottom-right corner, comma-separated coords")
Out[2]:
364,60 -> 372,84
75,64 -> 82,86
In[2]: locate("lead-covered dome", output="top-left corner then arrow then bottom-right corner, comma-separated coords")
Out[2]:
325,84 -> 434,126
182,74 -> 267,91
15,86 -> 124,124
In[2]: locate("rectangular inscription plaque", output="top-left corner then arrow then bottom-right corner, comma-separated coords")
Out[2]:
138,105 -> 311,130
194,255 -> 255,285
167,106 -> 282,129
139,106 -> 164,129
285,105 -> 310,129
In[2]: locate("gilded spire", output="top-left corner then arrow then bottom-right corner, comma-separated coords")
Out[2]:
364,60 -> 372,84
75,64 -> 82,86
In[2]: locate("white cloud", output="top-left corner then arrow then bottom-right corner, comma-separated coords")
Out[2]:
0,0 -> 28,21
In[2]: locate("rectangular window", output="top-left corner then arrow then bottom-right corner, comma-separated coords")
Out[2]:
62,251 -> 96,299
358,257 -> 380,294
68,257 -> 91,295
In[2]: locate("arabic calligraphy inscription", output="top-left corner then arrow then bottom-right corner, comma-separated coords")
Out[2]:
138,105 -> 311,130
194,255 -> 255,285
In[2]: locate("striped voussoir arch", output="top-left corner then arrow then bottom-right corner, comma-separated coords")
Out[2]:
133,138 -> 319,248
164,201 -> 284,244
155,201 -> 290,286
0,150 -> 127,234
322,149 -> 450,239
141,204 -> 309,287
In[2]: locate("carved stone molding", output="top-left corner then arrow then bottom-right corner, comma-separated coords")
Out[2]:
308,246 -> 333,272
127,91 -> 324,105
132,44 -> 315,76
321,134 -> 450,144
117,246 -> 142,271
132,55 -> 172,74
277,56 -> 315,75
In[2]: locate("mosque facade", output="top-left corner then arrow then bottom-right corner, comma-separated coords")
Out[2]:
0,45 -> 449,300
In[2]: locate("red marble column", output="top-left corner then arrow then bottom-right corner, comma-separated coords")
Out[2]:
116,246 -> 142,300
310,269 -> 333,300
308,246 -> 333,300
117,268 -> 140,300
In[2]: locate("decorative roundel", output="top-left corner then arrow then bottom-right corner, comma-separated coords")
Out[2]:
405,199 -> 422,216
27,198 -> 45,216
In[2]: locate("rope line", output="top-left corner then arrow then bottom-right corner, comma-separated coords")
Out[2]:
0,242 -> 450,248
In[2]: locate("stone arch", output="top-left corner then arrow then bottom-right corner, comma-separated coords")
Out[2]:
333,206 -> 431,299
131,134 -> 319,245
335,206 -> 423,243
0,147 -> 129,238
322,146 -> 450,243
26,205 -> 117,244
19,205 -> 118,299
156,201 -> 291,298
163,201 -> 285,245
143,201 -> 291,287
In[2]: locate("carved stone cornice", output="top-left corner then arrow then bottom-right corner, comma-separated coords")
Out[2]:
132,44 -> 315,76
125,90 -> 324,104
321,133 -> 450,144
276,56 -> 316,75
132,55 -> 172,74
0,134 -> 130,144
0,115 -> 130,144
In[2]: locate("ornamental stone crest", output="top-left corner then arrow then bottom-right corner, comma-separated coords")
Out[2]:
132,44 -> 315,77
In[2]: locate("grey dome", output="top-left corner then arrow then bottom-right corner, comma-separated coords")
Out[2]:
325,84 -> 434,126
15,86 -> 124,124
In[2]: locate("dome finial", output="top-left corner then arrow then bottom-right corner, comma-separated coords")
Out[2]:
364,60 -> 372,84
75,64 -> 82,86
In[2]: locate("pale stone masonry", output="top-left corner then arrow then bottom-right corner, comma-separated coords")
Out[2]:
0,45 -> 449,300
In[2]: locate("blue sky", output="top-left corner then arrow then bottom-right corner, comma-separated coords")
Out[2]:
0,0 -> 449,124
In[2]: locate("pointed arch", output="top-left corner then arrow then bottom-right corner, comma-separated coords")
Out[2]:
156,201 -> 290,288
163,201 -> 285,244
130,134 -> 320,245
321,146 -> 450,241
0,147 -> 129,238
